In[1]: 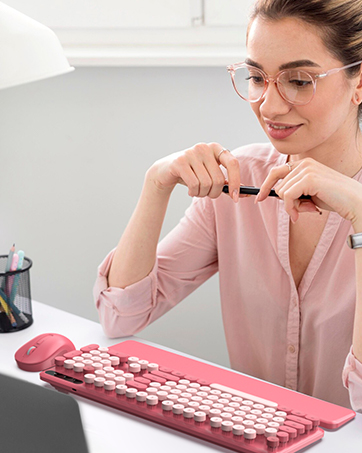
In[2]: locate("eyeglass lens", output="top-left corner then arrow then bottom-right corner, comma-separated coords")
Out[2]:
233,66 -> 315,104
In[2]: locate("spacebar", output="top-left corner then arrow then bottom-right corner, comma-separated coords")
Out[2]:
210,383 -> 278,408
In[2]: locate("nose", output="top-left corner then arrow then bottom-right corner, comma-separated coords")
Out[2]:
259,79 -> 291,118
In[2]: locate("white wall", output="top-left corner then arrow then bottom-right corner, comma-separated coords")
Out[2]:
0,66 -> 265,367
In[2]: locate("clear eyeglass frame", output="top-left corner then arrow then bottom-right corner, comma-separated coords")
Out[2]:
227,60 -> 362,106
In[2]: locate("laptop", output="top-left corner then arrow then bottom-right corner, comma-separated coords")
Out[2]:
0,373 -> 89,453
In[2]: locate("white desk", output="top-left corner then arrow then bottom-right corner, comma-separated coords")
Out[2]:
1,301 -> 361,453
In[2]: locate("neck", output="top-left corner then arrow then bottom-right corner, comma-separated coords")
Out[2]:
289,125 -> 362,178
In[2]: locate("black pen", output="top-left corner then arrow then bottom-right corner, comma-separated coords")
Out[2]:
222,185 -> 311,200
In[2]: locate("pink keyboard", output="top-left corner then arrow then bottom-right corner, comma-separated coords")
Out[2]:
40,340 -> 355,453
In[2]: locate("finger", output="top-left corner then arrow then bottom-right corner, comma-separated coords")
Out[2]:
256,162 -> 295,202
217,149 -> 241,203
188,161 -> 213,197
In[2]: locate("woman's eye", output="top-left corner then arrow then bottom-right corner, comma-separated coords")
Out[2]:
246,76 -> 264,84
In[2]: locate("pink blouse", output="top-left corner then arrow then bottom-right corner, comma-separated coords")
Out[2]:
94,143 -> 362,411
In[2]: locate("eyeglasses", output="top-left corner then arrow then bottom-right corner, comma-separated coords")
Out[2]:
227,60 -> 362,105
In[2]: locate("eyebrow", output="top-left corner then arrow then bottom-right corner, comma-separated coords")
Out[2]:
245,58 -> 321,71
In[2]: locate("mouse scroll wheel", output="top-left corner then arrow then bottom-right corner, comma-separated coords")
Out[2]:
26,346 -> 36,356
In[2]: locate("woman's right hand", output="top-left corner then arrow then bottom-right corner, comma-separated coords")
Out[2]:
148,142 -> 241,202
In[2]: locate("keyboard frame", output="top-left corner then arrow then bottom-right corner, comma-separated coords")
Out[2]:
39,340 -> 355,452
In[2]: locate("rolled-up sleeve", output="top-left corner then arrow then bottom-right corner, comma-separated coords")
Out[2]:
93,197 -> 219,338
343,347 -> 362,412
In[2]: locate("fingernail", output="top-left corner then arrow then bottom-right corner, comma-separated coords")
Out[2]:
233,189 -> 239,203
255,193 -> 260,203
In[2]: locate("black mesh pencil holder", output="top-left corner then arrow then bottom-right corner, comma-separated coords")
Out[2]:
0,255 -> 33,333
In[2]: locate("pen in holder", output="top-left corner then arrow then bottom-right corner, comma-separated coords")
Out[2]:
0,255 -> 33,333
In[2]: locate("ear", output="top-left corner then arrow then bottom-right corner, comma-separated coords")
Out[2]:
352,69 -> 362,105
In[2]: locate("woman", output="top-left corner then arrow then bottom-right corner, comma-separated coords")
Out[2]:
94,0 -> 362,411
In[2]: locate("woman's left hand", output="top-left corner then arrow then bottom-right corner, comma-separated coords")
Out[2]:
256,157 -> 362,228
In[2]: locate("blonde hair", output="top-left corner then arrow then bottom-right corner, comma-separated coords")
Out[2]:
249,0 -> 362,120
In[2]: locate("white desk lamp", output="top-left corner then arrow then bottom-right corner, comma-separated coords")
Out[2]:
0,2 -> 74,90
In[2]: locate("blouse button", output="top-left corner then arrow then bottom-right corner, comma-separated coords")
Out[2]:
288,345 -> 296,354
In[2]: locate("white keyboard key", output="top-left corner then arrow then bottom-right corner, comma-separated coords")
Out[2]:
129,363 -> 141,373
265,427 -> 278,438
264,407 -> 277,414
64,359 -> 75,370
244,428 -> 257,440
212,403 -> 224,411
127,356 -> 139,364
84,374 -> 95,384
114,376 -> 126,385
126,388 -> 138,399
167,394 -> 179,402
83,360 -> 94,366
199,386 -> 211,393
183,407 -> 195,418
165,381 -> 177,388
268,421 -> 280,429
194,411 -> 206,423
242,400 -> 254,407
188,401 -> 200,410
243,420 -> 255,428
220,393 -> 232,400
220,412 -> 233,421
209,408 -> 222,417
149,382 -> 161,389
91,356 -> 102,363
138,360 -> 149,370
257,418 -> 269,425
275,411 -> 287,418
100,353 -> 110,359
76,355 -> 87,361
221,421 -> 233,432
98,347 -> 109,353
94,377 -> 106,388
136,391 -> 148,402
146,387 -> 158,395
178,398 -> 189,406
104,373 -> 116,381
231,416 -> 244,424
159,385 -> 171,392
240,405 -> 251,413
198,405 -> 210,415
201,399 -> 213,407
123,373 -> 134,382
156,391 -> 168,401
101,360 -> 112,367
186,388 -> 198,395
189,383 -> 201,390
109,356 -> 120,367
147,363 -> 159,372
172,404 -> 184,415
113,370 -> 124,377
261,413 -> 274,420
73,363 -> 85,373
103,366 -> 114,373
254,424 -> 266,435
90,350 -> 101,356
234,410 -> 247,417
273,417 -> 285,425
146,395 -> 158,406
104,381 -> 116,391
115,384 -> 127,395
210,383 -> 278,408
232,424 -> 245,436
95,370 -> 106,378
162,400 -> 174,411
93,363 -> 103,371
210,417 -> 222,428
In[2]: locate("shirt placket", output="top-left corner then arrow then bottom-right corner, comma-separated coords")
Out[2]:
277,203 -> 300,391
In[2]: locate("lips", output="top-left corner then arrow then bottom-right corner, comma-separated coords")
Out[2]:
265,121 -> 302,140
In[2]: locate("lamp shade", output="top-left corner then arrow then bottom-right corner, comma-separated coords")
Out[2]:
0,2 -> 74,90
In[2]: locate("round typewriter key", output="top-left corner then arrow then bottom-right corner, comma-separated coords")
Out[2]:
100,353 -> 110,359
105,373 -> 116,381
221,421 -> 233,432
165,381 -> 177,388
101,359 -> 112,367
83,365 -> 95,374
183,407 -> 195,418
136,391 -> 147,402
220,393 -> 232,400
264,407 -> 276,414
179,379 -> 190,386
55,356 -> 65,367
114,370 -> 124,376
253,404 -> 265,411
231,416 -> 244,424
220,412 -> 233,421
129,363 -> 141,373
109,356 -> 120,366
218,398 -> 230,406
84,374 -> 95,384
210,389 -> 221,396
244,428 -> 256,440
82,359 -> 94,366
92,363 -> 103,371
149,382 -> 161,389
305,415 -> 320,428
234,410 -> 247,418
212,403 -> 224,411
191,396 -> 203,403
189,383 -> 201,390
256,418 -> 269,425
261,413 -> 273,420
209,408 -> 222,417
194,411 -> 206,423
126,388 -> 138,398
186,388 -> 198,396
275,411 -> 287,419
223,407 -> 235,414
199,405 -> 210,415
242,400 -> 254,407
207,394 -> 219,402
210,417 -> 222,428
170,389 -> 181,396
147,363 -> 159,372
188,401 -> 200,410
178,398 -> 189,406
74,363 -> 85,373
159,385 -> 171,392
243,420 -> 255,428
123,373 -> 134,382
162,400 -> 174,411
240,405 -> 251,413
277,431 -> 289,444
138,360 -> 149,369
199,386 -> 211,393
115,384 -> 127,395
229,402 -> 240,410
146,395 -> 158,406
172,404 -> 184,415
273,417 -> 285,425
90,350 -> 101,356
146,387 -> 158,395
254,424 -> 266,435
81,353 -> 92,360
103,366 -> 115,373
201,399 -> 213,407
104,381 -> 116,391
277,406 -> 292,414
232,424 -> 245,436
91,356 -> 102,363
114,376 -> 126,385
180,392 -> 192,400
268,421 -> 280,429
265,428 -> 278,438
267,437 -> 279,449
64,359 -> 75,370
231,397 -> 243,404
176,384 -> 188,391
250,409 -> 262,416
95,369 -> 106,377
245,414 -> 257,421
127,356 -> 139,364
167,394 -> 178,402
98,347 -> 109,353
156,391 -> 168,401
94,377 -> 106,388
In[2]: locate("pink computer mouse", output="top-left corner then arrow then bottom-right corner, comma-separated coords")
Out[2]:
15,333 -> 75,372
